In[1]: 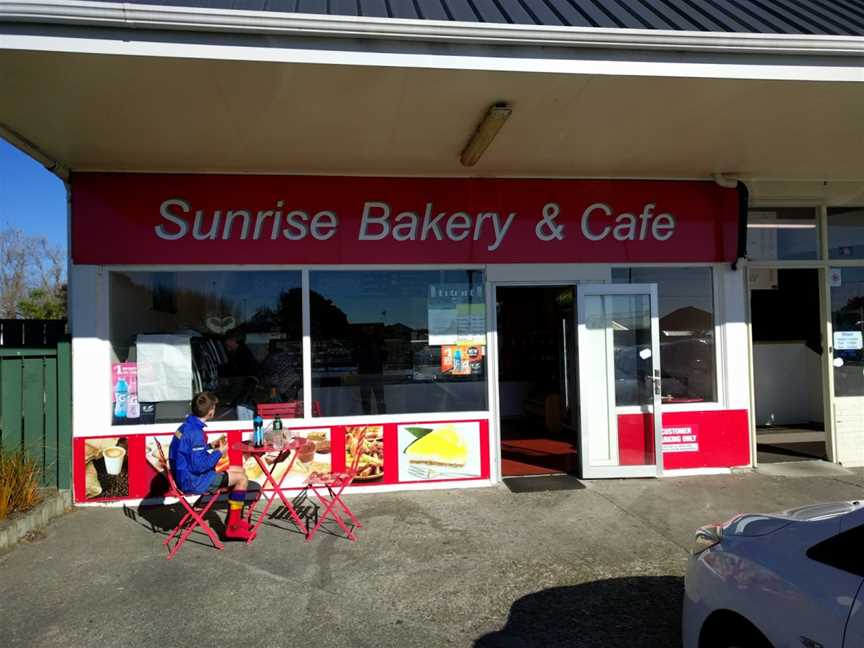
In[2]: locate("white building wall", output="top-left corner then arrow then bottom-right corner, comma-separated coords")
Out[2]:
70,264 -> 112,437
719,265 -> 751,414
834,398 -> 864,467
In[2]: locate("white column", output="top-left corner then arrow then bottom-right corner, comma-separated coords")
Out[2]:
70,264 -> 113,437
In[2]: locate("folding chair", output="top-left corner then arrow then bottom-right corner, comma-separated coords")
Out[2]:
303,427 -> 368,542
155,441 -> 228,560
257,400 -> 322,419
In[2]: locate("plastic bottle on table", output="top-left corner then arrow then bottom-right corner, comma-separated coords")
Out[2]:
253,414 -> 264,447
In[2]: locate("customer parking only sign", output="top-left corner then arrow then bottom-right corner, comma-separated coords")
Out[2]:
662,426 -> 700,453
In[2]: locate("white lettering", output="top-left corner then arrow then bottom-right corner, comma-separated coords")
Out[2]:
155,198 -> 190,241
446,212 -> 472,241
359,202 -> 390,241
612,213 -> 637,241
421,203 -> 445,241
283,210 -> 309,241
488,212 -> 516,251
253,210 -> 279,240
311,211 -> 338,241
222,209 -> 251,240
652,213 -> 676,241
582,203 -> 612,241
639,203 -> 655,240
392,211 -> 419,241
474,213 -> 496,240
192,209 -> 221,240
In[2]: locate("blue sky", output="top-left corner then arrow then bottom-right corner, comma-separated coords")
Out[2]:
0,139 -> 68,250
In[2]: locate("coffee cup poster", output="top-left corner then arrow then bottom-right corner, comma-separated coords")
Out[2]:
82,437 -> 129,500
397,422 -> 481,482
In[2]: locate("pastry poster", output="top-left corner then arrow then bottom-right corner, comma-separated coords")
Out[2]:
345,425 -> 384,483
241,428 -> 332,489
398,422 -> 481,482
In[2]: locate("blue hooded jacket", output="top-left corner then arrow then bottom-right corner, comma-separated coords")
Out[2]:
169,415 -> 222,493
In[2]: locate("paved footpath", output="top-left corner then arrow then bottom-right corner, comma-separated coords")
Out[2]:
2,465 -> 863,648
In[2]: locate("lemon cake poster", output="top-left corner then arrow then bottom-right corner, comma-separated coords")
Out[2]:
397,422 -> 483,482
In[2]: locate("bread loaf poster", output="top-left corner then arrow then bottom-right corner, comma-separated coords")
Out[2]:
397,422 -> 481,482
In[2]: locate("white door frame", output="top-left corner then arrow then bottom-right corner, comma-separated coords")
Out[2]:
577,283 -> 663,478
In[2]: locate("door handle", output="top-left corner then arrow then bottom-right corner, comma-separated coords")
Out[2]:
800,637 -> 823,648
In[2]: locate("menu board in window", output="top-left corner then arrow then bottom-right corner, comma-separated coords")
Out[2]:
428,284 -> 485,346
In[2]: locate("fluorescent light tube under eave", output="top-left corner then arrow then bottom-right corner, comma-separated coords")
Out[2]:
460,103 -> 512,167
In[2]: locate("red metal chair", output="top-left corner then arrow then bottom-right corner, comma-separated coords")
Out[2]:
155,440 -> 228,560
257,401 -> 322,419
303,427 -> 368,542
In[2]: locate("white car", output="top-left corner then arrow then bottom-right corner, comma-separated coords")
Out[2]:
683,501 -> 864,648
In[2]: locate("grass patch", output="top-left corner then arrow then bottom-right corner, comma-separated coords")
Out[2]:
0,450 -> 42,520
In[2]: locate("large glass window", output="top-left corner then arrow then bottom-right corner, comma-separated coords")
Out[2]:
612,267 -> 716,403
109,271 -> 302,424
828,207 -> 864,259
748,207 -> 819,261
310,270 -> 487,416
830,267 -> 864,397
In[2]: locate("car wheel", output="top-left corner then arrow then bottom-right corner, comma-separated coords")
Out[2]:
702,614 -> 773,648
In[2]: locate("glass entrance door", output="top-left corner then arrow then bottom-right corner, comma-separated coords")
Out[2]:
577,284 -> 663,478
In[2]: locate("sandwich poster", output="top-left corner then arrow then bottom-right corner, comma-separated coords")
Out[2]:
397,422 -> 482,482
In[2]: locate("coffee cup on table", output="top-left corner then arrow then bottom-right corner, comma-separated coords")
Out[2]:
103,446 -> 126,475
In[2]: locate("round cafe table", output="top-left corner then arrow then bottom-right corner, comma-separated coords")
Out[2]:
232,438 -> 311,542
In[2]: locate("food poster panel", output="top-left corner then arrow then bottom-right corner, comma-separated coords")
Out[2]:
79,436 -> 130,500
239,428 -> 333,490
144,432 -> 231,476
397,421 -> 483,482
344,425 -> 387,485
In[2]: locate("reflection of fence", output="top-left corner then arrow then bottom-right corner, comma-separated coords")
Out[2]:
0,343 -> 72,488
0,319 -> 68,348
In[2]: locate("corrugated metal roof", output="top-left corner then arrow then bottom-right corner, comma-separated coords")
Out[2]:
86,0 -> 864,36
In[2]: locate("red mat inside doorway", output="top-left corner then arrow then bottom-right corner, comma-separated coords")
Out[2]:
501,437 -> 578,476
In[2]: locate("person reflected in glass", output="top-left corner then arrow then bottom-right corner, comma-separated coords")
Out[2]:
354,324 -> 387,414
222,330 -> 259,415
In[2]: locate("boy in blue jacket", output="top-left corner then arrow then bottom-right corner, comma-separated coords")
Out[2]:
169,392 -> 251,540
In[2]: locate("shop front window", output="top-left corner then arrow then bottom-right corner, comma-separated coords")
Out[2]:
109,271 -> 302,424
612,267 -> 716,403
830,267 -> 864,397
828,207 -> 864,259
310,270 -> 487,417
748,207 -> 819,261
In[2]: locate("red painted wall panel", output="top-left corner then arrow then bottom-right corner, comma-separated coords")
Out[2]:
617,409 -> 750,470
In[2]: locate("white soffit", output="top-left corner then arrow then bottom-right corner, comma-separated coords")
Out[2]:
1,49 -> 863,179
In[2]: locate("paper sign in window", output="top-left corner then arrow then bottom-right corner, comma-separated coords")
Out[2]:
834,331 -> 863,351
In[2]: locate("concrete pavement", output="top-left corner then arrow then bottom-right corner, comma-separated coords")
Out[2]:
2,464 -> 864,648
